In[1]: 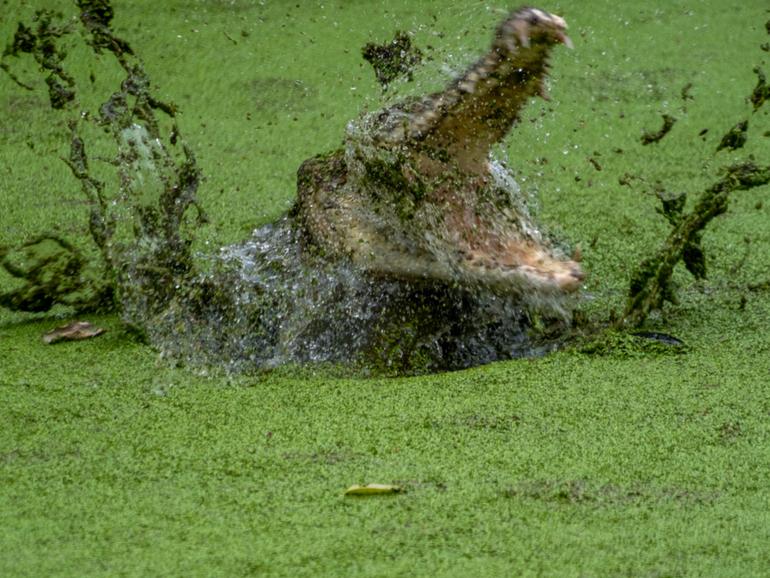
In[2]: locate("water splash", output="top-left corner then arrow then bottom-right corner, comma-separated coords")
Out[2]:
128,103 -> 577,375
138,212 -> 568,375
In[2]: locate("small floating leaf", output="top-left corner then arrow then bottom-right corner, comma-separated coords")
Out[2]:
43,321 -> 105,344
344,483 -> 403,496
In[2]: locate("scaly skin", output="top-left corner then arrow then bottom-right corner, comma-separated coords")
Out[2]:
294,7 -> 583,296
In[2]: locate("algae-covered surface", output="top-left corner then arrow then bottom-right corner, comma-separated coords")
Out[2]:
2,1 -> 770,576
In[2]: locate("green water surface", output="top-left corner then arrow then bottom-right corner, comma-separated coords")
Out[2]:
1,1 -> 769,576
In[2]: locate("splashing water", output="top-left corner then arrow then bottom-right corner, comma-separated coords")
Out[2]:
107,8 -> 581,375
138,212 -> 568,375
125,113 -> 575,375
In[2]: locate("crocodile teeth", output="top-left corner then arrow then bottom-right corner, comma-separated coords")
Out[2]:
512,20 -> 531,49
557,31 -> 574,49
538,81 -> 551,101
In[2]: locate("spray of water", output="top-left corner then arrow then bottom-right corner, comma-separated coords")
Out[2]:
139,215 -> 568,375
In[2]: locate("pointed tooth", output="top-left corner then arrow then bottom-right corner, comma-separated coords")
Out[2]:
512,20 -> 531,48
538,81 -> 551,101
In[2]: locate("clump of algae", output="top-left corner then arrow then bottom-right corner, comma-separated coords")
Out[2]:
621,162 -> 770,327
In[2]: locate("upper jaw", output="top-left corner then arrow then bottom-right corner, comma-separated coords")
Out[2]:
504,8 -> 573,51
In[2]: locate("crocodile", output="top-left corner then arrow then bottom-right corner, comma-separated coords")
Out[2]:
293,6 -> 583,298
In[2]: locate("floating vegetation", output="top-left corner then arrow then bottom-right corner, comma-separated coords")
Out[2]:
0,9 -> 75,109
716,120 -> 749,152
749,67 -> 770,111
362,31 -> 424,91
622,162 -> 770,327
2,1 -> 206,329
503,479 -> 717,506
1,2 -> 768,372
0,235 -> 113,313
631,331 -> 685,347
621,44 -> 770,327
577,329 -> 687,357
640,113 -> 676,145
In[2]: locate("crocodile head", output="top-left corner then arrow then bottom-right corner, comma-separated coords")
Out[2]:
497,7 -> 572,53
294,7 -> 583,301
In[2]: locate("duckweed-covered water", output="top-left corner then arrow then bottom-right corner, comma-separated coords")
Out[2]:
2,2 -> 770,577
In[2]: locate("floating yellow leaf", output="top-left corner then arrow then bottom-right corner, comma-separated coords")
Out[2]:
344,483 -> 403,496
